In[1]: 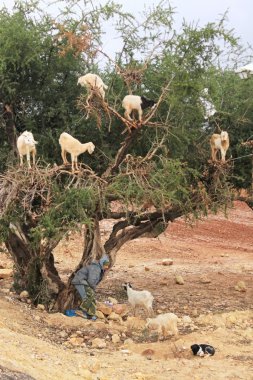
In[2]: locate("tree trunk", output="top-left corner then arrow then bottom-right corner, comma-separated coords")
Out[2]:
5,222 -> 64,305
53,216 -> 106,312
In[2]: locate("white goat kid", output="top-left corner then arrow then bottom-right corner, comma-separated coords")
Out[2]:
59,132 -> 95,172
146,313 -> 179,340
17,131 -> 38,169
122,95 -> 156,122
77,73 -> 108,103
123,282 -> 154,316
210,131 -> 230,162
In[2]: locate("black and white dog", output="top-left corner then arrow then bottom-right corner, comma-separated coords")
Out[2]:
191,344 -> 215,357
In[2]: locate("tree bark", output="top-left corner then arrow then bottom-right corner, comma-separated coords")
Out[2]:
5,222 -> 64,304
53,215 -> 106,311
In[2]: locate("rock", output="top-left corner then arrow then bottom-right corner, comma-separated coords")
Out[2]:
97,301 -> 113,316
20,290 -> 29,298
235,281 -> 247,292
162,258 -> 173,266
144,266 -> 150,271
91,338 -> 106,349
37,304 -> 45,311
141,348 -> 155,358
68,336 -> 84,346
107,312 -> 122,322
200,275 -> 211,284
175,275 -> 184,285
96,310 -> 106,319
0,268 -> 13,279
112,303 -> 129,316
34,316 -> 41,322
111,334 -> 121,344
59,330 -> 68,338
108,296 -> 118,305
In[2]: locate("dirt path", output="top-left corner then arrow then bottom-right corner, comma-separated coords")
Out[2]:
0,201 -> 252,380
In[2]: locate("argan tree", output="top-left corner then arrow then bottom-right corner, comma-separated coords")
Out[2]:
0,0 -> 246,311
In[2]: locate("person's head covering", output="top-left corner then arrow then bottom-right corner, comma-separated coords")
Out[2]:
99,255 -> 110,268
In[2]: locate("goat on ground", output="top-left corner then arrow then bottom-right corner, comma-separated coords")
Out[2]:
77,73 -> 108,103
58,132 -> 95,172
122,95 -> 156,122
210,131 -> 230,162
123,282 -> 154,316
146,313 -> 179,340
17,131 -> 38,169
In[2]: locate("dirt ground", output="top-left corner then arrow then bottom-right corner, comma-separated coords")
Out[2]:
0,200 -> 252,380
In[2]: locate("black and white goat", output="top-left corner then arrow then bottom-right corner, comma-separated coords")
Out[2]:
122,95 -> 156,122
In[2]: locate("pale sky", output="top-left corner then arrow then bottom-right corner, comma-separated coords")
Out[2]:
1,0 -> 252,49
106,0 -> 252,46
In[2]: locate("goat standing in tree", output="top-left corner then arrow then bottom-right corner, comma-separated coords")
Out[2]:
59,132 -> 95,172
210,131 -> 230,162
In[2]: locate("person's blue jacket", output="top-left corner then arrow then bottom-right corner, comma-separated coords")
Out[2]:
71,255 -> 109,289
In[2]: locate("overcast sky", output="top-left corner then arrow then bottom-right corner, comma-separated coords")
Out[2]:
1,0 -> 252,50
108,0 -> 252,46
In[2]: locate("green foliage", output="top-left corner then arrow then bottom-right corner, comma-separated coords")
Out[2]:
107,158 -> 208,216
30,187 -> 97,246
0,0 -> 251,253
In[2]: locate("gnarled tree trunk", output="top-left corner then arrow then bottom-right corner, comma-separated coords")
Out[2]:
5,222 -> 65,306
54,216 -> 106,311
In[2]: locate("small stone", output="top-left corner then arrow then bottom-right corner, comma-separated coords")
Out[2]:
235,281 -> 247,292
91,338 -> 106,349
112,303 -> 129,316
97,302 -> 112,316
141,348 -> 155,357
144,267 -> 150,271
59,330 -> 68,338
37,304 -> 45,311
68,337 -> 84,346
20,290 -> 29,298
111,334 -> 121,344
108,296 -> 118,305
96,310 -> 106,319
0,268 -> 13,279
200,275 -> 211,284
175,275 -> 184,285
162,259 -> 173,266
107,312 -> 122,321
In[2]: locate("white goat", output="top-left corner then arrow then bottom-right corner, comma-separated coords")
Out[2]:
59,132 -> 95,172
210,131 -> 230,162
123,282 -> 154,316
17,131 -> 38,169
122,95 -> 156,122
146,313 -> 179,339
77,73 -> 108,103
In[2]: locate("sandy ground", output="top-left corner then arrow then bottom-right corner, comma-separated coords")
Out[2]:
0,200 -> 252,380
